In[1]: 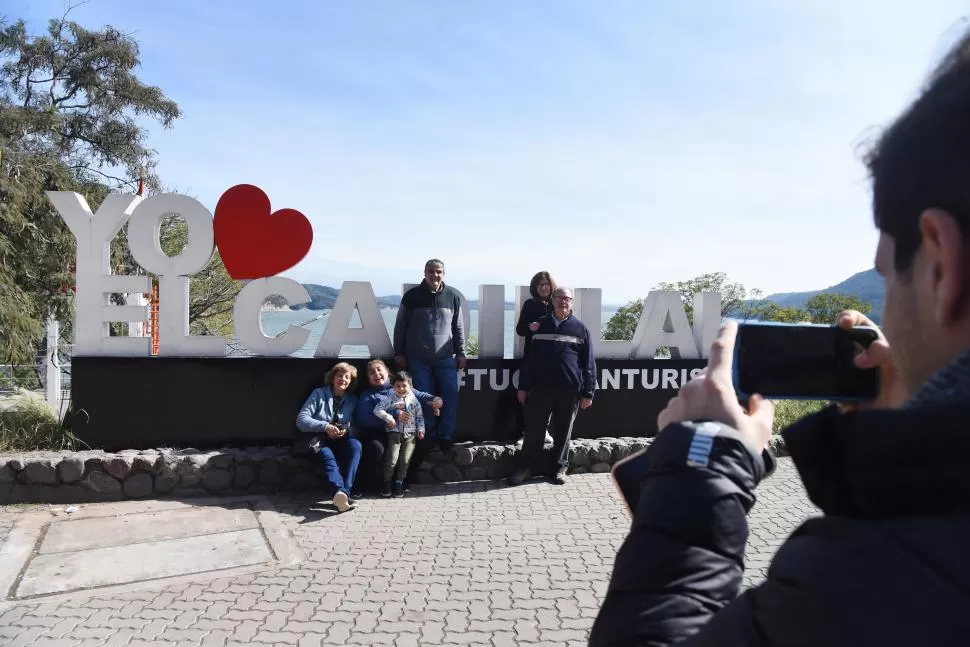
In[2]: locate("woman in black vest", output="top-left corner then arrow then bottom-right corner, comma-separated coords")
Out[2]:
513,271 -> 556,441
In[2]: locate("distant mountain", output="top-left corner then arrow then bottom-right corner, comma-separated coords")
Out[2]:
761,268 -> 884,322
282,283 -> 513,311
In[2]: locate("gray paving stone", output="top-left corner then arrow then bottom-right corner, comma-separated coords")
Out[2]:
0,459 -> 818,646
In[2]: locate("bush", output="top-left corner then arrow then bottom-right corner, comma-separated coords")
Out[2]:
771,399 -> 827,433
0,393 -> 85,452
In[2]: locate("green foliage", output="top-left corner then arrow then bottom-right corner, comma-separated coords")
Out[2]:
751,302 -> 810,323
0,9 -> 181,362
156,218 -> 240,336
804,293 -> 872,324
0,393 -> 85,451
465,335 -> 480,357
603,272 -> 762,343
771,399 -> 827,433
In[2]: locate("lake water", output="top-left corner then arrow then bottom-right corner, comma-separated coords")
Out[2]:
259,308 -> 619,358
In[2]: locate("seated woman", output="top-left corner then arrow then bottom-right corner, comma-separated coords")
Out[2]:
296,361 -> 361,513
354,359 -> 442,494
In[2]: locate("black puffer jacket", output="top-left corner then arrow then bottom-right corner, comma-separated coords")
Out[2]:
589,404 -> 970,646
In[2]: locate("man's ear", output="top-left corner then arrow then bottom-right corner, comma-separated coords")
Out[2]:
918,208 -> 966,324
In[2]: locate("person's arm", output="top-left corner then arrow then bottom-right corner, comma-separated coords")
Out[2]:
414,402 -> 425,434
412,388 -> 437,406
296,388 -> 328,433
588,420 -> 775,647
372,396 -> 396,426
515,299 -> 536,337
581,325 -> 597,399
452,294 -> 466,357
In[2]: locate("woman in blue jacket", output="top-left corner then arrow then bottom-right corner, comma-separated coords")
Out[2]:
355,359 -> 442,494
296,361 -> 361,513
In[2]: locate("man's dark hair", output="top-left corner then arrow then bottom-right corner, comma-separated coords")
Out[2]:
390,371 -> 411,385
425,259 -> 444,272
865,29 -> 970,274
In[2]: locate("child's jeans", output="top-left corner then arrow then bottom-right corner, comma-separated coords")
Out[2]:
384,432 -> 417,483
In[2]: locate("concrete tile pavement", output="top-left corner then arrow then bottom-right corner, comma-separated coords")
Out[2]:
0,458 -> 819,647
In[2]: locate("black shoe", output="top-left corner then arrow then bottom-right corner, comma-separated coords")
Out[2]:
392,480 -> 405,498
350,490 -> 363,502
508,468 -> 531,486
438,438 -> 454,453
551,468 -> 568,485
381,482 -> 392,497
403,479 -> 411,493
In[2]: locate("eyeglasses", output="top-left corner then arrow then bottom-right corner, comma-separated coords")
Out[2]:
554,296 -> 573,302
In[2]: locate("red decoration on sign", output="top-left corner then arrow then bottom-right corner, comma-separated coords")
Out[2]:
213,184 -> 314,280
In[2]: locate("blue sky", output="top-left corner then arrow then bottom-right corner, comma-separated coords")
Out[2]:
9,0 -> 970,304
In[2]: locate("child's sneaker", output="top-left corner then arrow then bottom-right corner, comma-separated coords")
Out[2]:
381,481 -> 392,497
392,480 -> 405,498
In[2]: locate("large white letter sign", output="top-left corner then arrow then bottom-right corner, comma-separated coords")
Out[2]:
630,290 -> 699,359
315,281 -> 393,357
127,194 -> 226,356
47,192 -> 152,356
692,292 -> 721,361
574,288 -> 629,359
234,278 -> 311,356
477,285 -> 505,358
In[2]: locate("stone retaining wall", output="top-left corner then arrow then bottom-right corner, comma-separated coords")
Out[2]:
0,436 -> 789,504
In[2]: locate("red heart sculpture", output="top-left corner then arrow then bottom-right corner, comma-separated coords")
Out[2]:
213,184 -> 314,280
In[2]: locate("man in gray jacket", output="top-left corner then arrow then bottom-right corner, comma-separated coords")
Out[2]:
393,259 -> 466,452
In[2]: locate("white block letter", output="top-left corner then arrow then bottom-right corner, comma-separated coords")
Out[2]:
315,281 -> 393,357
46,192 -> 152,356
692,292 -> 722,360
234,277 -> 311,356
127,194 -> 225,356
574,287 -> 630,359
630,290 -> 699,359
477,285 -> 505,358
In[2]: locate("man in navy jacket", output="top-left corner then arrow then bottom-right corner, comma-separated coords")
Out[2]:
512,286 -> 596,485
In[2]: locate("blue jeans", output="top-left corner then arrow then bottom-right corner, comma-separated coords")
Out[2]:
317,435 -> 362,496
408,356 -> 460,441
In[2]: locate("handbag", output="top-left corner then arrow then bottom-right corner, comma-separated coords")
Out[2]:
292,434 -> 321,456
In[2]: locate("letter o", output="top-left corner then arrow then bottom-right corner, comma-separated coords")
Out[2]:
127,194 -> 215,276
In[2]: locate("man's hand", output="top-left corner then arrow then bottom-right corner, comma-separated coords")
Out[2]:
528,321 -> 540,332
656,321 -> 774,452
325,424 -> 343,439
579,397 -> 593,410
399,410 -> 413,423
394,355 -> 407,369
457,355 -> 467,370
431,397 -> 443,410
838,309 -> 908,411
517,390 -> 528,405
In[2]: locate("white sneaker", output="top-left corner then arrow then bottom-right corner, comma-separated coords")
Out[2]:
333,491 -> 355,513
544,431 -> 554,445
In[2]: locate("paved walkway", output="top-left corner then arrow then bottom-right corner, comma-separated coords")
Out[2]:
0,458 -> 818,647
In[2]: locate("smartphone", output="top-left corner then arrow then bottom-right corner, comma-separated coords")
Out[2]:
611,449 -> 651,515
732,322 -> 880,402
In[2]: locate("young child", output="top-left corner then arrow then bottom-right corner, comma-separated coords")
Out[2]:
373,371 -> 426,498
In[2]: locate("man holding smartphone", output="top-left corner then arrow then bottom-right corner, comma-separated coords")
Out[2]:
590,30 -> 970,647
